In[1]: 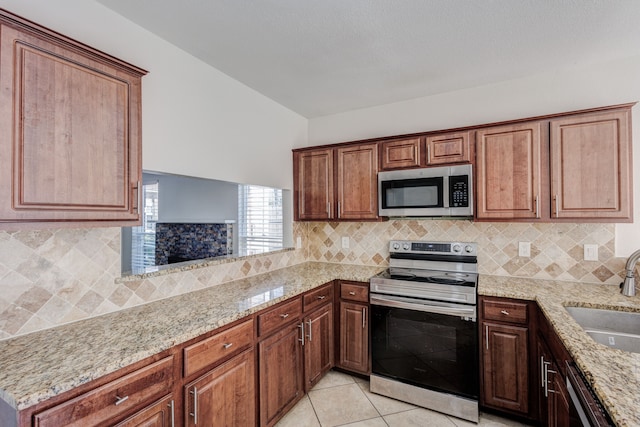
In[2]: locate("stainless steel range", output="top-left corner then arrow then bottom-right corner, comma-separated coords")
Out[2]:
369,240 -> 479,423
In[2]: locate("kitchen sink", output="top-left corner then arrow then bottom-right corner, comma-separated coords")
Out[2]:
564,306 -> 640,354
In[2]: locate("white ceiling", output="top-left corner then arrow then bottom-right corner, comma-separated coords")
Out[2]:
97,0 -> 640,118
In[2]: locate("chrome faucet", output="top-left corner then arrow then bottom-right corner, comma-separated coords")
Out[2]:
621,249 -> 640,296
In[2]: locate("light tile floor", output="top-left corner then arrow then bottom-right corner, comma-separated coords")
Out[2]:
275,370 -> 530,427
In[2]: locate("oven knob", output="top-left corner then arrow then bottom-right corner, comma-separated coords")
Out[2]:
392,242 -> 400,250
402,243 -> 410,251
452,244 -> 461,253
465,245 -> 474,253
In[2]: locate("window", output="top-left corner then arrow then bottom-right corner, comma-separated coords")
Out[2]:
238,185 -> 283,255
131,181 -> 159,270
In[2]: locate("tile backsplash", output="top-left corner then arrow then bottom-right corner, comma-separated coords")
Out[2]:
0,219 -> 629,339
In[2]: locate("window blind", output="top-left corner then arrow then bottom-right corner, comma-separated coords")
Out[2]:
131,181 -> 159,270
238,185 -> 283,255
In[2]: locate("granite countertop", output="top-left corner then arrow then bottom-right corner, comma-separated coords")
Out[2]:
480,275 -> 640,427
0,262 -> 383,411
1,263 -> 638,426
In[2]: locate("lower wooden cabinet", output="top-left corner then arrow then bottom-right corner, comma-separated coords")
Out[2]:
259,321 -> 304,427
537,339 -> 571,426
481,322 -> 529,414
16,282 -> 354,427
304,303 -> 334,391
32,356 -> 174,427
479,297 -> 536,420
336,281 -> 370,375
184,348 -> 256,427
114,395 -> 175,427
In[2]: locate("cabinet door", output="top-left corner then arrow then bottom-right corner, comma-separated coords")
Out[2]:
185,348 -> 256,427
380,137 -> 421,170
259,323 -> 304,427
550,109 -> 632,220
482,322 -> 529,414
538,339 -> 571,427
114,395 -> 174,427
336,143 -> 379,220
0,21 -> 144,225
294,149 -> 334,220
476,122 -> 543,219
338,301 -> 369,374
304,303 -> 334,391
425,131 -> 471,165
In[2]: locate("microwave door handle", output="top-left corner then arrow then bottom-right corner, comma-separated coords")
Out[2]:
442,175 -> 449,209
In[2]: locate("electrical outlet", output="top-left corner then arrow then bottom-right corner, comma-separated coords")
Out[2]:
341,236 -> 350,249
584,244 -> 598,261
296,236 -> 302,249
519,242 -> 531,257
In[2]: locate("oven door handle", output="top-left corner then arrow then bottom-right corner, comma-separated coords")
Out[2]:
370,294 -> 476,319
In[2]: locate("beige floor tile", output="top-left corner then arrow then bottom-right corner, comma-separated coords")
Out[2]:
311,369 -> 356,390
446,411 -> 528,427
357,381 -> 417,415
477,412 -> 530,426
274,395 -> 320,427
309,383 -> 379,427
340,417 -> 389,427
384,407 -> 457,427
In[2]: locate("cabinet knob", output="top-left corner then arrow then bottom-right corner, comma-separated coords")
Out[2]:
500,310 -> 509,315
317,295 -> 326,300
280,313 -> 289,319
115,395 -> 129,406
223,343 -> 233,349
349,291 -> 356,296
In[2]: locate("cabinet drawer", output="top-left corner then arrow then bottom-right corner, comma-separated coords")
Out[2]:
303,283 -> 334,313
482,299 -> 528,324
184,318 -> 254,377
33,356 -> 174,427
258,298 -> 302,337
340,282 -> 369,302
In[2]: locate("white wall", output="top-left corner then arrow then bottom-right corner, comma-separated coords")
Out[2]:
308,55 -> 640,257
147,173 -> 239,223
0,0 -> 307,191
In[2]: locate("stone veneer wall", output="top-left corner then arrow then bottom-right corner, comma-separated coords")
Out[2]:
0,219 -> 629,340
155,222 -> 233,264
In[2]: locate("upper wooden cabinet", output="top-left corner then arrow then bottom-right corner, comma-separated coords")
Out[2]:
476,105 -> 633,222
380,137 -> 421,170
379,132 -> 471,171
0,10 -> 146,228
294,149 -> 334,220
476,122 -> 544,220
294,143 -> 379,221
550,109 -> 632,220
335,144 -> 378,220
424,131 -> 472,165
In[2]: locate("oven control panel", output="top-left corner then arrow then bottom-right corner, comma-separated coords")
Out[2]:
389,240 -> 477,256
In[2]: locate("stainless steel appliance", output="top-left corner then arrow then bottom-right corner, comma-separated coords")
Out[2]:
370,240 -> 479,422
566,362 -> 613,426
378,164 -> 473,217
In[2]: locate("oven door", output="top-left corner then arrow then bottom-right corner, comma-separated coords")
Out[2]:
370,294 -> 479,400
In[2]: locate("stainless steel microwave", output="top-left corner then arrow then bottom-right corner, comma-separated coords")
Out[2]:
378,164 -> 473,217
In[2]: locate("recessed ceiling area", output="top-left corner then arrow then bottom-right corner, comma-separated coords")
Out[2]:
97,0 -> 640,118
